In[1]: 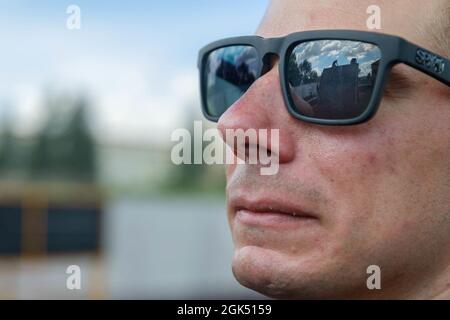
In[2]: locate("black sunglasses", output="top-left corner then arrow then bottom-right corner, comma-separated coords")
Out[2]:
198,30 -> 449,125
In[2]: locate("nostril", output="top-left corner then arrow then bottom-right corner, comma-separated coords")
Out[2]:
234,142 -> 250,162
233,141 -> 273,165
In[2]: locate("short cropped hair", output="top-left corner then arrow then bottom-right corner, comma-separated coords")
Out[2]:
428,3 -> 450,57
438,5 -> 450,56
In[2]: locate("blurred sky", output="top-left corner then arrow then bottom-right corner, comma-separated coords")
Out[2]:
0,0 -> 269,145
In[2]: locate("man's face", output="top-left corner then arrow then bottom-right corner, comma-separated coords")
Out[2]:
218,0 -> 450,299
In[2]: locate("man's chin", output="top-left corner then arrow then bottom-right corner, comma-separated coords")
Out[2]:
231,245 -> 360,299
231,245 -> 311,299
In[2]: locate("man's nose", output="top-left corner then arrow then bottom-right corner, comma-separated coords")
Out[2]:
217,62 -> 296,164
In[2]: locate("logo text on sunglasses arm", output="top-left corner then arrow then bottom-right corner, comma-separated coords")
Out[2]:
415,49 -> 445,74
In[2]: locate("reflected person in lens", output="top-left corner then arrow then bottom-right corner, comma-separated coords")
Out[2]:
217,0 -> 450,299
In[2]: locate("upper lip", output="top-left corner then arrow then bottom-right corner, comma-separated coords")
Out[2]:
229,194 -> 319,219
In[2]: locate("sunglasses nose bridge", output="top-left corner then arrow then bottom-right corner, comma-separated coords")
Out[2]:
260,38 -> 283,75
261,36 -> 283,53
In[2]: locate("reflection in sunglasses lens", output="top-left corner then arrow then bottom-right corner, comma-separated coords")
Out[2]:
287,40 -> 381,120
204,46 -> 260,118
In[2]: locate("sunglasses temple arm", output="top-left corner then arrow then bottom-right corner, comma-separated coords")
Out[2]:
399,40 -> 450,86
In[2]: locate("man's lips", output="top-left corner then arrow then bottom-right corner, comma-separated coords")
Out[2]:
230,196 -> 319,230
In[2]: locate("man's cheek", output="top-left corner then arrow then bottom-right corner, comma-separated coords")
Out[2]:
314,124 -> 402,184
315,147 -> 384,192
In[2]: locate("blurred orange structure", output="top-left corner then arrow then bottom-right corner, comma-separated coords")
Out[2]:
0,180 -> 103,257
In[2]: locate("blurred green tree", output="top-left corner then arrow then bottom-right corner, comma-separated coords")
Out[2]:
29,94 -> 97,182
0,123 -> 14,171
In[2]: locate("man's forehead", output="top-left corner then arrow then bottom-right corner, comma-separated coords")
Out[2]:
256,0 -> 429,46
256,0 -> 368,37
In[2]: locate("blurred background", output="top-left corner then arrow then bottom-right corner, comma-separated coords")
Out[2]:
0,0 -> 269,299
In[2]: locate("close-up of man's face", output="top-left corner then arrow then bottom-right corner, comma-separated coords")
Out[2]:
214,0 -> 450,299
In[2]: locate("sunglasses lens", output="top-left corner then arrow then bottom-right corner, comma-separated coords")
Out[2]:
203,45 -> 260,119
287,40 -> 381,120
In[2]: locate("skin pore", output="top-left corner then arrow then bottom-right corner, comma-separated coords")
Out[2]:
219,0 -> 450,299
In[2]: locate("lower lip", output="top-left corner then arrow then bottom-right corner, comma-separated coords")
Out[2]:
235,209 -> 318,230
